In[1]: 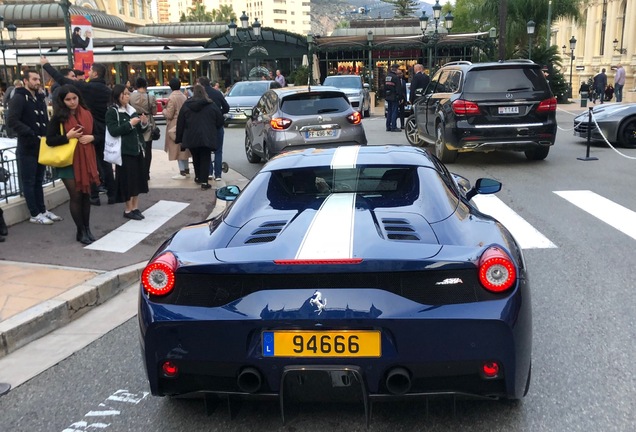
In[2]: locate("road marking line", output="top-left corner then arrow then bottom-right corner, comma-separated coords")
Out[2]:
555,190 -> 636,240
85,200 -> 189,253
472,195 -> 557,249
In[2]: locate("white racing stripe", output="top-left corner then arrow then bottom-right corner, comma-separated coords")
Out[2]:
296,193 -> 356,259
85,200 -> 189,253
472,195 -> 557,249
330,145 -> 360,169
555,190 -> 636,240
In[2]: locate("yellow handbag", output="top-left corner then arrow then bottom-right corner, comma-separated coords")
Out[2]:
38,123 -> 78,168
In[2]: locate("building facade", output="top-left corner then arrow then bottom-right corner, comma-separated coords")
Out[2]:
554,0 -> 634,100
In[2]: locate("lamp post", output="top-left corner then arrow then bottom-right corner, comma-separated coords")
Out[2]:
7,23 -> 17,79
367,30 -> 373,91
59,0 -> 74,67
227,12 -> 262,84
419,1 -> 453,71
0,16 -> 8,84
306,33 -> 314,85
488,27 -> 497,61
527,20 -> 536,61
612,38 -> 627,54
568,36 -> 577,99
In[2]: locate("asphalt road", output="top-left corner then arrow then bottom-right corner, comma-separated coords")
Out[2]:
2,105 -> 636,431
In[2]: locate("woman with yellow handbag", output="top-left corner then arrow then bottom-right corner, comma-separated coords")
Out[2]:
46,85 -> 100,245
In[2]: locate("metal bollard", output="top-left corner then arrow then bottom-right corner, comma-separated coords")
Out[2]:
580,92 -> 588,108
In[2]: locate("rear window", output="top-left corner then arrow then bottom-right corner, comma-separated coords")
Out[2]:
280,93 -> 351,115
323,76 -> 362,89
228,82 -> 269,97
463,68 -> 549,93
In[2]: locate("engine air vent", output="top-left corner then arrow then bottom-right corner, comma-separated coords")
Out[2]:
244,221 -> 287,244
381,218 -> 420,241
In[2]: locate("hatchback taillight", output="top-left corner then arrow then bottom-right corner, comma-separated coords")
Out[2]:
536,97 -> 557,113
478,246 -> 517,293
270,118 -> 292,130
347,111 -> 362,124
142,252 -> 178,296
452,99 -> 481,115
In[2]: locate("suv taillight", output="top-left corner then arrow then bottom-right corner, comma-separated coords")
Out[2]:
536,97 -> 557,113
270,118 -> 292,130
452,99 -> 481,115
478,246 -> 517,293
347,111 -> 362,124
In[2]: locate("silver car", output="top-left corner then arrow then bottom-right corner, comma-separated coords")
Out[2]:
322,75 -> 371,118
573,103 -> 636,148
244,86 -> 368,162
225,80 -> 281,125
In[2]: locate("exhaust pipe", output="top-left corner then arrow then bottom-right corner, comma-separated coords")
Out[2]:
385,367 -> 411,395
237,367 -> 262,393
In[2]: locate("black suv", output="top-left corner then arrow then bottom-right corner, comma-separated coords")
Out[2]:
410,60 -> 557,163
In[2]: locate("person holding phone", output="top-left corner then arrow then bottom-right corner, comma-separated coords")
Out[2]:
46,85 -> 100,244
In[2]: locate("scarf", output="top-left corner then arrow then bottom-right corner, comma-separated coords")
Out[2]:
63,105 -> 100,194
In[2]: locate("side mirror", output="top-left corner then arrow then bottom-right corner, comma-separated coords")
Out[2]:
216,185 -> 241,201
466,178 -> 501,201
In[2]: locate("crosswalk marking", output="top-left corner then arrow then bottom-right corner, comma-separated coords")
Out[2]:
554,190 -> 636,240
472,195 -> 557,249
85,200 -> 189,253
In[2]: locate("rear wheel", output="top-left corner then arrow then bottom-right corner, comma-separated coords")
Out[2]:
405,115 -> 425,147
245,134 -> 261,163
524,146 -> 550,160
435,123 -> 457,163
618,117 -> 636,148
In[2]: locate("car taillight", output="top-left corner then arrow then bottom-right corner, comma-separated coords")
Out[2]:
536,97 -> 557,112
270,118 -> 292,130
451,99 -> 481,115
142,252 -> 178,296
347,111 -> 362,124
478,246 -> 517,293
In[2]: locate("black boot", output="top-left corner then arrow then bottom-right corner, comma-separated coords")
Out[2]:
76,227 -> 93,245
84,226 -> 96,242
0,209 -> 7,236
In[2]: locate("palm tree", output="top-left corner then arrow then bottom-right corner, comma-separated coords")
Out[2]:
381,0 -> 420,18
180,2 -> 213,22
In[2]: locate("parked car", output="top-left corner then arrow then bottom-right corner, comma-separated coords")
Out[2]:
322,75 -> 371,118
573,103 -> 636,148
225,80 -> 281,125
147,85 -> 193,124
138,145 -> 532,412
384,82 -> 412,117
244,86 -> 367,162
412,60 -> 557,163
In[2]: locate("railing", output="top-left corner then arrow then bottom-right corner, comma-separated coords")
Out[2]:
0,143 -> 59,204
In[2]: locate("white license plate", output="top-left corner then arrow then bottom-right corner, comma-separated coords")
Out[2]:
498,106 -> 519,114
306,129 -> 335,138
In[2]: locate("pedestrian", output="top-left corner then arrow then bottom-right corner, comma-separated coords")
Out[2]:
614,64 -> 626,103
3,79 -> 23,108
7,69 -> 63,225
50,68 -> 76,97
162,77 -> 191,179
592,68 -> 607,104
198,77 -> 229,182
384,64 -> 401,132
105,84 -> 149,220
604,84 -> 614,102
578,80 -> 590,100
396,69 -> 407,129
175,84 -> 225,190
409,64 -> 430,105
46,85 -> 100,244
275,69 -> 286,87
129,77 -> 157,181
41,58 -> 115,206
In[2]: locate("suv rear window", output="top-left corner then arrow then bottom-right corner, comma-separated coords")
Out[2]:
463,68 -> 549,93
280,93 -> 351,115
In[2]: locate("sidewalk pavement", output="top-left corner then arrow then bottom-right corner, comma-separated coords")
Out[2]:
0,148 -> 249,360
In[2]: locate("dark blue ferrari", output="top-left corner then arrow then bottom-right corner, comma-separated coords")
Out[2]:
138,145 -> 532,420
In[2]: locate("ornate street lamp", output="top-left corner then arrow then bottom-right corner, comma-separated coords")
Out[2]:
568,36 -> 577,99
367,30 -> 373,91
0,16 -> 7,84
7,23 -> 17,78
489,27 -> 497,61
306,33 -> 314,85
419,1 -> 452,71
227,12 -> 264,84
59,0 -> 74,67
612,38 -> 626,54
527,20 -> 536,61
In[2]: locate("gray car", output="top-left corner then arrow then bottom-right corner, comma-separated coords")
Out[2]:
322,75 -> 371,118
573,103 -> 636,148
244,86 -> 368,162
225,80 -> 281,125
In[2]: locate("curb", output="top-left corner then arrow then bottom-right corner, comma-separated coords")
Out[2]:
0,261 -> 145,359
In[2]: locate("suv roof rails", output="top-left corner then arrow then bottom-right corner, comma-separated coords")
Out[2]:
443,61 -> 472,67
501,59 -> 536,64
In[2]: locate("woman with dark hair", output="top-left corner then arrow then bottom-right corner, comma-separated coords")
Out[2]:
175,84 -> 225,190
106,84 -> 149,220
46,85 -> 100,244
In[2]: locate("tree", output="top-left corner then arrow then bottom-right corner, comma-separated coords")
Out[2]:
216,5 -> 236,22
180,2 -> 214,22
381,0 -> 419,18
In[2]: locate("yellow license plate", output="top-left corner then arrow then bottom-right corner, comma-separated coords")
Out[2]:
262,330 -> 381,358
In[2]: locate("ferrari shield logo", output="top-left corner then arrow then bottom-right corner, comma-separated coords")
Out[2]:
309,291 -> 327,315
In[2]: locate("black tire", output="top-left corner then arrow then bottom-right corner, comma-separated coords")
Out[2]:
245,134 -> 261,163
405,115 -> 425,147
524,146 -> 550,160
435,123 -> 457,163
618,117 -> 636,149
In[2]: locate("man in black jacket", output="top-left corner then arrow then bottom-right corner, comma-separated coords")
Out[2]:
409,64 -> 430,105
198,76 -> 229,181
384,64 -> 402,132
41,57 -> 114,205
8,69 -> 63,224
